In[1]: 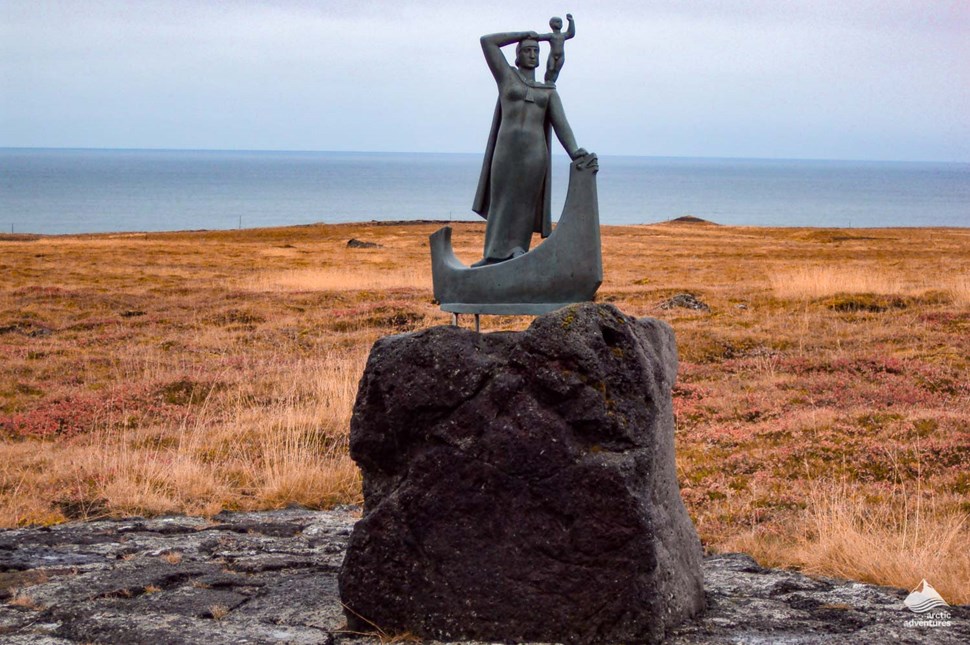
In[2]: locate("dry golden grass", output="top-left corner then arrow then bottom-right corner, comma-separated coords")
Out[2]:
724,481 -> 969,604
245,267 -> 430,292
769,265 -> 907,299
769,264 -> 970,302
948,273 -> 970,306
161,552 -> 183,565
1,221 -> 968,602
801,489 -> 968,603
209,604 -> 230,620
8,593 -> 43,611
0,348 -> 365,523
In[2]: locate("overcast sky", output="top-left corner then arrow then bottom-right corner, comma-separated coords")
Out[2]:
1,0 -> 968,162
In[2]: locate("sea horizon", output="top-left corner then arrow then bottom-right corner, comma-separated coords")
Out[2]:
3,147 -> 968,235
6,145 -> 970,165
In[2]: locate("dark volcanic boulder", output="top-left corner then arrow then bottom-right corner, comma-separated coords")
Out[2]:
338,303 -> 705,644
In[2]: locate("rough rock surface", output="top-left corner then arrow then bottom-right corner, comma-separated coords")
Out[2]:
1,509 -> 967,644
340,304 -> 705,644
0,508 -> 354,645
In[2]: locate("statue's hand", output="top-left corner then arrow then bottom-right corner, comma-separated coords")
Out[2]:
566,13 -> 574,21
570,148 -> 589,160
526,31 -> 540,39
575,152 -> 598,172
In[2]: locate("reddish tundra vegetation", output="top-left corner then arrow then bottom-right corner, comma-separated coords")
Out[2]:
1,222 -> 968,602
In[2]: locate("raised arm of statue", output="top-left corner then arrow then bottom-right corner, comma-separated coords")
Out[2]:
565,14 -> 576,39
480,31 -> 539,83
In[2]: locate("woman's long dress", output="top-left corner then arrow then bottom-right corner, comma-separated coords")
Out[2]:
480,70 -> 553,263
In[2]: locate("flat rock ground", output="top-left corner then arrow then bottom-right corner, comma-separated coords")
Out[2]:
0,509 -> 965,644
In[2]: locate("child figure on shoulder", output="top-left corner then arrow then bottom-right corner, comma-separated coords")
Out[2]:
536,13 -> 575,84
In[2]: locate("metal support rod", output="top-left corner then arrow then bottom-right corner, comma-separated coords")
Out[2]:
474,314 -> 480,333
451,313 -> 458,326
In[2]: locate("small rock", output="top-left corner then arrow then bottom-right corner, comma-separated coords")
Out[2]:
660,293 -> 710,311
346,239 -> 381,249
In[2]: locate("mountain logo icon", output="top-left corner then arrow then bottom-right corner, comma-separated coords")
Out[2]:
903,579 -> 950,614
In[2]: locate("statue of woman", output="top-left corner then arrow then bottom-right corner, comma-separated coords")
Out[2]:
471,30 -> 589,266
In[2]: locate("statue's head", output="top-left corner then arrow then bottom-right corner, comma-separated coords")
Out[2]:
515,38 -> 540,69
549,16 -> 563,31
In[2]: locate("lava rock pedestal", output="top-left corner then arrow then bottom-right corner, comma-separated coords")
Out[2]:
338,303 -> 704,643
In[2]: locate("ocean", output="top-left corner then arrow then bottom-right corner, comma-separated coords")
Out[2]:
1,148 -> 968,235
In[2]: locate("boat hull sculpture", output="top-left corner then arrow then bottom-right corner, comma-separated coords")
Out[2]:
431,153 -> 602,315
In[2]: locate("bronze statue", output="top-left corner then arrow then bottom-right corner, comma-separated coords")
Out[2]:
429,17 -> 602,317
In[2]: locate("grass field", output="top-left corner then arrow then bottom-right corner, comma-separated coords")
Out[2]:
1,221 -> 968,603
